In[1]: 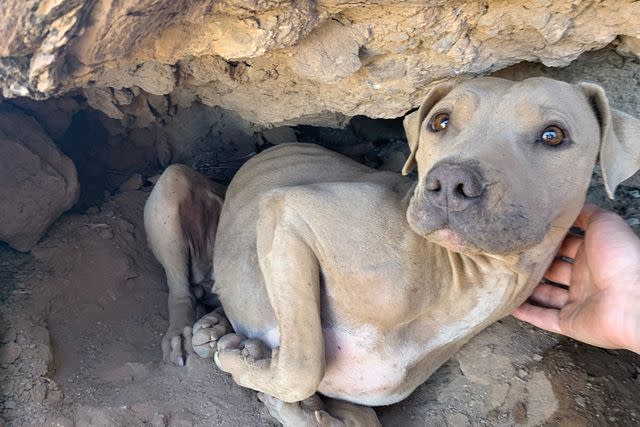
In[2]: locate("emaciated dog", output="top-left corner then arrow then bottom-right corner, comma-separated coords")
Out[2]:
144,77 -> 640,425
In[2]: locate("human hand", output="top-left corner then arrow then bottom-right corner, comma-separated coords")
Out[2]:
513,204 -> 640,354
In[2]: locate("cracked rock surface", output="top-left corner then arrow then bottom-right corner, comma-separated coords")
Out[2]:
1,1 -> 639,125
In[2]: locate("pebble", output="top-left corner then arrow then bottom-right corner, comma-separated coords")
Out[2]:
85,207 -> 99,215
532,354 -> 543,362
575,396 -> 586,408
119,174 -> 144,192
0,342 -> 21,365
626,218 -> 640,226
99,229 -> 114,240
517,368 -> 528,378
151,413 -> 168,427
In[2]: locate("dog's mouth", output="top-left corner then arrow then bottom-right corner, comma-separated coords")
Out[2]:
426,228 -> 470,253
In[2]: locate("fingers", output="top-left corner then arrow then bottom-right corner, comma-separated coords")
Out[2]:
512,302 -> 562,335
573,203 -> 604,230
528,283 -> 569,309
544,258 -> 573,286
558,235 -> 582,260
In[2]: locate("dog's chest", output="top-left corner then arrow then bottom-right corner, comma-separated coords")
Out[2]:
317,325 -> 410,406
316,283 -> 510,406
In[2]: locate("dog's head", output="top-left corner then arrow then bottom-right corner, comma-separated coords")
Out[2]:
403,77 -> 640,255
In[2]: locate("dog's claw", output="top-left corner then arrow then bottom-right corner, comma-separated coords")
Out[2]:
163,325 -> 193,366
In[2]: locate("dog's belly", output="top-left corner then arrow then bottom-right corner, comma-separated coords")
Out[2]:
317,326 -> 411,406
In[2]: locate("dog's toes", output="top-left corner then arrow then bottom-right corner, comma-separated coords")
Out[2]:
217,333 -> 246,351
240,338 -> 271,361
258,392 -> 325,426
191,310 -> 232,359
163,326 -> 193,366
214,336 -> 273,388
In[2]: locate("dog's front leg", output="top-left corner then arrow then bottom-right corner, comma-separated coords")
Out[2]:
215,195 -> 325,403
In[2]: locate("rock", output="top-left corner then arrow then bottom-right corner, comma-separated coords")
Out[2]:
151,413 -> 167,427
289,20 -> 363,84
0,342 -> 21,365
261,126 -> 298,146
526,371 -> 559,425
119,174 -> 144,192
45,416 -> 74,427
0,1 -> 639,126
0,108 -> 79,251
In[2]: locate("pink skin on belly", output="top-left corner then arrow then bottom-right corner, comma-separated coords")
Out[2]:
317,326 -> 408,406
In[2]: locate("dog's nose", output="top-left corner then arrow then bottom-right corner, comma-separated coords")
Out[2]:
425,163 -> 485,212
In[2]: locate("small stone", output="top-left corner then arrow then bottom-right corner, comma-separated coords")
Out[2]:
151,413 -> 168,427
0,342 -> 21,365
4,399 -> 17,409
626,218 -> 640,227
99,229 -> 114,240
518,368 -> 528,378
30,381 -> 47,402
119,174 -> 144,192
45,415 -> 74,427
532,354 -> 543,362
575,396 -> 586,408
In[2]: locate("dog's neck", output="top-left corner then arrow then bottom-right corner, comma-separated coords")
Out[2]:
414,216 -> 571,319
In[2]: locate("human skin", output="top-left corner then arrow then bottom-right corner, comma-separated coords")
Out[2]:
513,204 -> 640,354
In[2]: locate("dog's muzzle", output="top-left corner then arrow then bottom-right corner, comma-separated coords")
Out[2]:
424,162 -> 485,213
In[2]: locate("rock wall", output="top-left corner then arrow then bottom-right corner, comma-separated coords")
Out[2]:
1,1 -> 639,126
0,109 -> 79,252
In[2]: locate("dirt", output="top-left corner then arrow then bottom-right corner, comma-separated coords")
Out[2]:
0,161 -> 638,427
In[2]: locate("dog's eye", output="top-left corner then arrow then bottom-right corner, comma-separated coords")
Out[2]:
429,113 -> 449,132
540,125 -> 566,146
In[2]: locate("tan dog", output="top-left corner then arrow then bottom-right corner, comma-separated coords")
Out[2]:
144,77 -> 640,425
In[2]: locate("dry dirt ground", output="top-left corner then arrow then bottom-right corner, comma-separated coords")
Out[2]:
1,165 -> 640,427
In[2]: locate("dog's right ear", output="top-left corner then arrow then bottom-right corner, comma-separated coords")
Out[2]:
402,82 -> 455,176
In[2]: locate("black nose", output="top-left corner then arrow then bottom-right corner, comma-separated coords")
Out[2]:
425,162 -> 485,212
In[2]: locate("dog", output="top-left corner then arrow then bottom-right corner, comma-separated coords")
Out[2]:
144,77 -> 640,425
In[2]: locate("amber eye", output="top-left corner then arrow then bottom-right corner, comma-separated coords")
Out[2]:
429,113 -> 450,132
540,125 -> 566,146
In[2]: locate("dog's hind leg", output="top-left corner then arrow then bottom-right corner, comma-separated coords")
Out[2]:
144,164 -> 224,365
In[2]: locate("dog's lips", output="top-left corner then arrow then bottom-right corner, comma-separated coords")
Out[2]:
428,228 -> 468,253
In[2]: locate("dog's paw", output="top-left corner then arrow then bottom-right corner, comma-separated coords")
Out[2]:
162,325 -> 193,367
214,335 -> 273,389
191,308 -> 232,359
258,392 -> 325,426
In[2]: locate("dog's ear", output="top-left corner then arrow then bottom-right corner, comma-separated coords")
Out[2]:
402,82 -> 455,176
580,83 -> 640,199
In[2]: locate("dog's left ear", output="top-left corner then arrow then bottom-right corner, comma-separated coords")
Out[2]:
580,83 -> 640,199
402,82 -> 454,176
